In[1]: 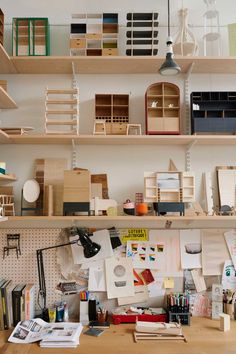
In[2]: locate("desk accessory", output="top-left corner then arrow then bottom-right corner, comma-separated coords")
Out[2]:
84,328 -> 105,337
134,321 -> 187,342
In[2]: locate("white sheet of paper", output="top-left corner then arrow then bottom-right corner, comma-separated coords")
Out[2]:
149,230 -> 182,276
224,230 -> 236,269
88,263 -> 106,292
105,257 -> 134,299
222,260 -> 236,291
148,280 -> 165,298
202,230 -> 230,276
126,241 -> 165,269
117,286 -> 148,305
191,269 -> 206,293
70,229 -> 113,265
180,230 -> 202,269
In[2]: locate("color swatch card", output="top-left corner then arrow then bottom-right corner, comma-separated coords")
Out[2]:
126,241 -> 164,269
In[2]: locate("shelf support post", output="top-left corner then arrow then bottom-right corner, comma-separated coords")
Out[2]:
184,62 -> 194,135
185,140 -> 196,172
72,62 -> 79,135
71,139 -> 77,169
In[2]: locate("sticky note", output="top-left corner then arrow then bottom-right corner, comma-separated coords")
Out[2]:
164,277 -> 174,289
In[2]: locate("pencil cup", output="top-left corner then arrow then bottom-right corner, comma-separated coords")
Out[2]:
97,310 -> 108,323
226,303 -> 234,319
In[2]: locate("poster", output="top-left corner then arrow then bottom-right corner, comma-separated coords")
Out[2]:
88,263 -> 106,292
224,230 -> 236,269
120,229 -> 148,244
202,230 -> 229,276
222,260 -> 236,291
180,230 -> 202,269
126,241 -> 165,269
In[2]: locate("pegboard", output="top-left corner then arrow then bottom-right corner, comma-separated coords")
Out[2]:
0,228 -> 66,314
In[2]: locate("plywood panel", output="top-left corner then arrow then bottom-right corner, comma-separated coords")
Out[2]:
63,170 -> 90,202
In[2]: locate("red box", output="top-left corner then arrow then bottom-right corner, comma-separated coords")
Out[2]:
112,313 -> 167,325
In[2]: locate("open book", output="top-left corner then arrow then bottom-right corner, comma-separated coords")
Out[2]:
8,318 -> 83,347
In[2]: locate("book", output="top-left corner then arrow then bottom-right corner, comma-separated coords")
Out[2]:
12,284 -> 26,326
1,280 -> 12,329
0,279 -> 7,330
6,282 -> 16,328
89,320 -> 110,329
84,328 -> 105,337
24,284 -> 35,321
8,318 -> 83,348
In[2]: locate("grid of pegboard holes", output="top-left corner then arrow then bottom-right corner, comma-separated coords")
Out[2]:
0,228 -> 64,313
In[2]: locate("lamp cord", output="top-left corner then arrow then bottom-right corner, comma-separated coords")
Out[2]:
168,0 -> 170,37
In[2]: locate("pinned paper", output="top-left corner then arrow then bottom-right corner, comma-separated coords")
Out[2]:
222,260 -> 236,291
191,269 -> 206,293
133,270 -> 144,286
118,286 -> 149,306
164,277 -> 174,289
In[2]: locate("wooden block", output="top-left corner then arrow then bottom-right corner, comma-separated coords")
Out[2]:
91,174 -> 108,199
44,159 -> 68,215
44,185 -> 54,216
70,38 -> 86,48
219,313 -> 230,331
63,170 -> 90,203
111,123 -> 127,135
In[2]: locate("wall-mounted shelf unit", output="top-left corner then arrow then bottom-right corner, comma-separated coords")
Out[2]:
145,82 -> 180,134
126,12 -> 158,55
12,18 -> 50,56
0,86 -> 17,109
191,91 -> 236,134
70,13 -> 118,56
95,93 -> 129,134
4,134 -> 236,145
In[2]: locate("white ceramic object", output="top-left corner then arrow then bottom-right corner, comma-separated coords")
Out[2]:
23,179 -> 40,203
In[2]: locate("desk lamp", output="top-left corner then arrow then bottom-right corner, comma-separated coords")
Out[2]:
159,0 -> 181,75
36,228 -> 101,321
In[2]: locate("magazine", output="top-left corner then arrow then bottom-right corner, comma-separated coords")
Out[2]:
8,318 -> 83,346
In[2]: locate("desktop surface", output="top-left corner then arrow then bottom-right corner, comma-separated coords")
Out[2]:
0,317 -> 235,354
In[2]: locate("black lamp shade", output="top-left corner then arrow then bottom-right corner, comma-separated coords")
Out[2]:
78,230 -> 101,258
159,52 -> 181,76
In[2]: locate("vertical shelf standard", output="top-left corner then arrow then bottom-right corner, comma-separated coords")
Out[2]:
70,13 -> 118,56
95,94 -> 129,134
126,12 -> 158,56
0,9 -> 4,46
145,82 -> 180,135
12,18 -> 50,56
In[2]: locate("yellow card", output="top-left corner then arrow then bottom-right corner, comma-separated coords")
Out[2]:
164,277 -> 174,289
120,228 -> 148,243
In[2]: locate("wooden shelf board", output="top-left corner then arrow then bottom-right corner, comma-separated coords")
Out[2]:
0,173 -> 17,182
4,134 -> 236,145
6,55 -> 236,74
0,44 -> 17,74
0,87 -> 17,109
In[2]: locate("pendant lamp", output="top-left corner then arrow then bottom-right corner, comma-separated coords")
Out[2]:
159,0 -> 181,75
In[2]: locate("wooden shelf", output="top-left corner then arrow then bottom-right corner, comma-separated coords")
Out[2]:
3,134 -> 236,145
0,174 -> 17,182
1,54 -> 236,74
0,87 -> 17,109
1,215 -> 236,229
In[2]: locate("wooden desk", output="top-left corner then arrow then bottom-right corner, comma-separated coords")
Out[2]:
0,318 -> 235,354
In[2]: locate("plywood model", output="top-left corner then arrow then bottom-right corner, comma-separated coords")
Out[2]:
145,82 -> 180,135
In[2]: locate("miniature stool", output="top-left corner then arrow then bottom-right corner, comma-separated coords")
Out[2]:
93,120 -> 106,135
126,124 -> 142,135
3,233 -> 21,259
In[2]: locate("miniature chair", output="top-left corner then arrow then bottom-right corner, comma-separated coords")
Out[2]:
126,124 -> 142,135
0,194 -> 15,216
3,233 -> 21,259
93,120 -> 106,135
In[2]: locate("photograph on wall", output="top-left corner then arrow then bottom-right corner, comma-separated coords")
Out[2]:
180,230 -> 202,269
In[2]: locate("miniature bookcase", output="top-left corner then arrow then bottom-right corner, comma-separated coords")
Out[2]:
191,91 -> 236,134
0,9 -> 4,46
70,13 -> 118,56
45,88 -> 79,135
126,13 -> 158,56
145,82 -> 180,134
12,18 -> 50,56
95,94 -> 129,135
144,171 -> 195,203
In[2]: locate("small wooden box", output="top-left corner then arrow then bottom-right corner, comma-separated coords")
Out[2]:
70,38 -> 86,49
63,170 -> 91,203
0,80 -> 7,92
111,123 -> 127,135
102,48 -> 118,56
86,33 -> 102,40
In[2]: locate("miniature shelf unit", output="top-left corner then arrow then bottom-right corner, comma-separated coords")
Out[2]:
95,93 -> 129,135
144,171 -> 195,203
191,91 -> 236,134
12,18 -> 50,56
0,9 -> 4,46
45,88 -> 79,135
145,82 -> 180,134
126,13 -> 158,56
70,13 -> 118,56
